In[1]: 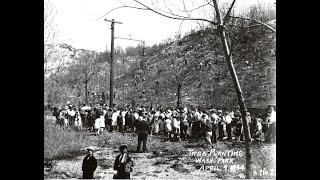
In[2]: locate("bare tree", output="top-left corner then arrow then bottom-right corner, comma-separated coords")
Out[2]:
44,0 -> 57,75
44,0 -> 75,78
67,50 -> 101,104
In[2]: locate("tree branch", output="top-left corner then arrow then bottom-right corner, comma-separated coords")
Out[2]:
182,0 -> 201,29
228,16 -> 276,32
182,0 -> 191,18
148,2 -> 192,21
132,0 -> 218,25
98,0 -> 218,25
177,20 -> 185,35
178,1 -> 210,14
162,0 -> 175,16
224,27 -> 234,36
205,0 -> 215,8
223,0 -> 236,25
226,24 -> 261,28
188,2 -> 210,12
95,5 -> 148,20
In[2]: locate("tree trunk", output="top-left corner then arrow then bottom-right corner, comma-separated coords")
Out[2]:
177,83 -> 181,109
219,25 -> 252,180
85,80 -> 88,104
47,92 -> 52,109
102,92 -> 105,104
212,0 -> 252,178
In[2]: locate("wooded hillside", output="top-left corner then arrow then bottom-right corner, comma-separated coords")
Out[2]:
44,6 -> 275,110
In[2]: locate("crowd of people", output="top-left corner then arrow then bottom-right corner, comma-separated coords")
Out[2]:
52,102 -> 275,179
52,101 -> 276,147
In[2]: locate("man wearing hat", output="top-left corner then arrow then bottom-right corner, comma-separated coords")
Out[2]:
136,114 -> 150,153
82,147 -> 97,179
114,145 -> 134,179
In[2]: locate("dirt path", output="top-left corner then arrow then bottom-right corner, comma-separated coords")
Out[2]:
44,117 -> 275,179
45,141 -> 222,179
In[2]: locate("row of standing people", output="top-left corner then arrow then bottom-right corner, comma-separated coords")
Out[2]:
52,105 -> 82,131
132,108 -> 276,145
52,104 -> 276,145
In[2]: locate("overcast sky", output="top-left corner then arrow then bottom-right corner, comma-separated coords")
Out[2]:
50,0 -> 275,52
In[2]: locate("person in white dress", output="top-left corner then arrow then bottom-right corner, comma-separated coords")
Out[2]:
94,116 -> 101,136
112,110 -> 119,132
180,110 -> 189,140
164,116 -> 172,141
121,110 -> 127,132
269,107 -> 276,143
133,111 -> 139,132
99,113 -> 105,134
153,111 -> 160,135
172,114 -> 181,141
224,112 -> 233,140
172,113 -> 180,134
74,109 -> 82,131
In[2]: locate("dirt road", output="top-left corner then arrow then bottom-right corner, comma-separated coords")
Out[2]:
44,127 -> 275,179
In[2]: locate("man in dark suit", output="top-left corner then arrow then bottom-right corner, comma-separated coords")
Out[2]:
82,147 -> 97,179
105,108 -> 113,132
217,110 -> 225,140
114,145 -> 134,179
136,113 -> 150,153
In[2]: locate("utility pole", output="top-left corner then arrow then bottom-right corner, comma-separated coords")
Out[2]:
104,18 -> 122,108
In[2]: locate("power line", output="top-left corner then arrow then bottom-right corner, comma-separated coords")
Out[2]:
115,37 -> 145,44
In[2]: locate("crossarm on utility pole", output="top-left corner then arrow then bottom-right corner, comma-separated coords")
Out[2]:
104,18 -> 123,24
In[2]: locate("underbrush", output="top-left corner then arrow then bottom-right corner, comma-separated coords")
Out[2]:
44,116 -> 93,161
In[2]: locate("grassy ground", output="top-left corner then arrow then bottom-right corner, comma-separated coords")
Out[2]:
44,114 -> 275,179
44,114 -> 94,161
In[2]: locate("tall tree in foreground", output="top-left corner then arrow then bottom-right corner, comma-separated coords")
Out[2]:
102,0 -> 275,178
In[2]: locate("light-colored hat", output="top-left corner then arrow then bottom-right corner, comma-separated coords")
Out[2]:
218,110 -> 222,113
86,146 -> 94,151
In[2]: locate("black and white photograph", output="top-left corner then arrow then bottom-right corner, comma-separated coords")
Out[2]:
44,0 -> 276,179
